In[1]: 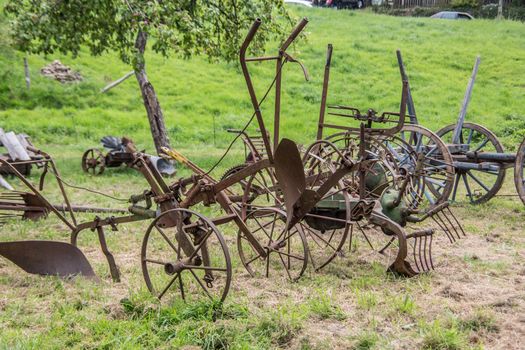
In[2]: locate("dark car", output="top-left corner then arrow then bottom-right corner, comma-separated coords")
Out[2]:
315,0 -> 365,9
431,11 -> 474,20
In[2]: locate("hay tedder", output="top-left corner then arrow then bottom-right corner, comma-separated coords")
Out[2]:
0,18 -> 465,304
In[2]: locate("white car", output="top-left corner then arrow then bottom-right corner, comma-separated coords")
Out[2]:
284,0 -> 314,7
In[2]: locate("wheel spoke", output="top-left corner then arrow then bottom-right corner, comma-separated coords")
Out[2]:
144,258 -> 169,265
156,226 -> 179,253
466,171 -> 490,192
461,173 -> 474,202
188,269 -> 213,300
184,265 -> 228,272
158,273 -> 179,300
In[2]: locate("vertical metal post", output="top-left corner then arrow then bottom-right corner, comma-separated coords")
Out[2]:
273,54 -> 283,152
396,50 -> 417,125
452,56 -> 481,145
317,44 -> 333,141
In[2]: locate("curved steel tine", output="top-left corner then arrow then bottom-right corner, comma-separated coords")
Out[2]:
432,214 -> 454,243
428,234 -> 435,270
447,207 -> 466,237
412,237 -> 421,272
441,209 -> 462,241
417,236 -> 425,272
436,211 -> 458,242
422,234 -> 430,272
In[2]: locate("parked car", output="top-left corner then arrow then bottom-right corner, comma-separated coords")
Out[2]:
430,11 -> 474,20
284,0 -> 313,7
315,0 -> 365,9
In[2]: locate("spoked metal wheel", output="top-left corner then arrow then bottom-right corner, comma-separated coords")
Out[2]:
301,140 -> 352,270
398,124 -> 454,208
81,148 -> 106,175
437,123 -> 506,204
237,207 -> 308,281
220,163 -> 274,207
324,132 -> 401,200
514,138 -> 525,206
142,208 -> 232,303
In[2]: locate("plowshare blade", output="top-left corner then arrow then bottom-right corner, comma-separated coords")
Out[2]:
0,240 -> 96,278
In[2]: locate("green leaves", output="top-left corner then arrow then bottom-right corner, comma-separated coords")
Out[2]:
4,0 -> 293,65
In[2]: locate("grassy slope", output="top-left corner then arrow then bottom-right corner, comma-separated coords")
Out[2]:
1,4 -> 525,350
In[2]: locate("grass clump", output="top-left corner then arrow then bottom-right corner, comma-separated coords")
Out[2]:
422,320 -> 469,350
351,332 -> 380,350
458,310 -> 499,334
308,292 -> 346,321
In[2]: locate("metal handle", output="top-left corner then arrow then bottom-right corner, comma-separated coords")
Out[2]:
280,17 -> 308,53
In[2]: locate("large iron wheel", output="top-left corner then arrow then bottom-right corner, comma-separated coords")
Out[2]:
300,140 -> 352,271
81,148 -> 106,175
237,207 -> 308,281
141,208 -> 232,303
436,123 -> 506,204
398,124 -> 454,208
514,138 -> 525,206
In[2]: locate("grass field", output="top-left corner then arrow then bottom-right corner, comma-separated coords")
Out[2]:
1,4 -> 525,350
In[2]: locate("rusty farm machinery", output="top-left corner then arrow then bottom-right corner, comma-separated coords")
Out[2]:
0,18 -> 465,304
82,136 -> 175,176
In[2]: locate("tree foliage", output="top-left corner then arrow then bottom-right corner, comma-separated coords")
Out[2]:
4,0 -> 292,67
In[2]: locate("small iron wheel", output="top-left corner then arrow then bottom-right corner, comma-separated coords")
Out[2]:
81,148 -> 106,175
237,207 -> 308,281
436,123 -> 506,204
141,208 -> 232,303
514,138 -> 525,206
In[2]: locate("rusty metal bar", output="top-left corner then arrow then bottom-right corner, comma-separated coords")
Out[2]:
239,18 -> 274,163
317,44 -> 333,141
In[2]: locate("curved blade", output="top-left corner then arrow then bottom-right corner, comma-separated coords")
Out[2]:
274,138 -> 307,218
0,240 -> 96,278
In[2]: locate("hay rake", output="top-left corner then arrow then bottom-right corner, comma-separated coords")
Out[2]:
311,44 -> 465,274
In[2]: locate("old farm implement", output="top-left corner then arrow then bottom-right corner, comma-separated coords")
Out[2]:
397,51 -> 525,205
311,44 -> 464,272
82,136 -> 175,176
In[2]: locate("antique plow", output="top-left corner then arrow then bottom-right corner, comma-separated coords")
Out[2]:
397,51 -> 525,205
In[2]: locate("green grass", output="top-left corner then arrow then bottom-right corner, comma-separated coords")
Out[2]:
1,3 -> 525,350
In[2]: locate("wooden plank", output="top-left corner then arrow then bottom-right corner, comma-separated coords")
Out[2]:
16,134 -> 36,157
0,175 -> 13,191
1,132 -> 31,160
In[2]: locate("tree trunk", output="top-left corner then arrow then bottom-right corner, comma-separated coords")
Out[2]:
134,31 -> 170,155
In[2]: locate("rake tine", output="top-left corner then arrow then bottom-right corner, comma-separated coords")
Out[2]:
437,211 -> 458,243
428,234 -> 435,270
422,234 -> 430,272
441,209 -> 461,241
412,237 -> 421,272
447,206 -> 466,237
417,236 -> 425,272
432,214 -> 454,243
